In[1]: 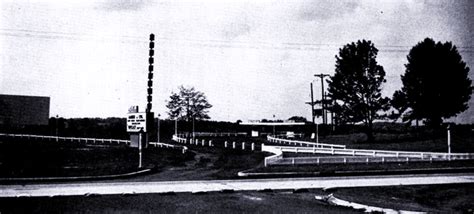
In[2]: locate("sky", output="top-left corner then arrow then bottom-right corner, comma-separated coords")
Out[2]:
0,0 -> 473,123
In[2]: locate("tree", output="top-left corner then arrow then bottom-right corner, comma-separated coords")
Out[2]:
288,116 -> 307,123
166,92 -> 183,120
392,38 -> 472,127
327,40 -> 390,142
165,86 -> 212,121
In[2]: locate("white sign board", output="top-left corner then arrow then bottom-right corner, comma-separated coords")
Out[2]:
251,131 -> 259,137
286,131 -> 295,138
127,112 -> 147,132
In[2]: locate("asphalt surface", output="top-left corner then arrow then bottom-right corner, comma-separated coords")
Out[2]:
1,173 -> 473,197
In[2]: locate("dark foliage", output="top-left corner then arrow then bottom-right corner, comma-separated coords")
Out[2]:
166,86 -> 212,121
392,38 -> 472,127
327,40 -> 390,142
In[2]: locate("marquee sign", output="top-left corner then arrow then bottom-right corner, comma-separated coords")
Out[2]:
127,112 -> 147,132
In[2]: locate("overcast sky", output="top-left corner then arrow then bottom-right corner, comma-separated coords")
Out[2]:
1,0 -> 473,123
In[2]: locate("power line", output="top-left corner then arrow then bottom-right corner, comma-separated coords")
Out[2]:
1,28 -> 473,53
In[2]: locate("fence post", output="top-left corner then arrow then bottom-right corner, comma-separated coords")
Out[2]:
202,139 -> 205,146
366,157 -> 369,164
343,157 -> 347,164
225,141 -> 228,148
242,142 -> 245,150
406,157 -> 409,163
251,143 -> 255,151
209,140 -> 212,147
317,157 -> 320,165
382,157 -> 385,163
233,142 -> 236,149
292,158 -> 295,165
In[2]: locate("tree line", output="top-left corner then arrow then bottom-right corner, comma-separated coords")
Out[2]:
164,38 -> 472,143
327,38 -> 472,142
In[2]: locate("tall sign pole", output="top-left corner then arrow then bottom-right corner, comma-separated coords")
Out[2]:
138,130 -> 143,168
147,34 -> 155,113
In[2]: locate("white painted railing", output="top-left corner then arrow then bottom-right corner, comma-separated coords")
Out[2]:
179,132 -> 248,137
267,135 -> 346,149
263,135 -> 474,166
261,144 -> 283,167
0,133 -> 130,145
172,134 -> 259,151
149,141 -> 188,153
269,145 -> 474,160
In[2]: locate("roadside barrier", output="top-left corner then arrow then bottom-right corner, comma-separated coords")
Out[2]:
179,132 -> 247,137
172,134 -> 258,152
0,133 -> 130,146
262,135 -> 474,166
148,141 -> 188,154
267,135 -> 346,149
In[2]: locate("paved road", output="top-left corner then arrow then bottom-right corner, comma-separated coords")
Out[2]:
1,173 -> 473,197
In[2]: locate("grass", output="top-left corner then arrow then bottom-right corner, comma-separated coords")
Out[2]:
0,139 -> 266,181
334,183 -> 474,213
0,189 -> 358,213
0,140 -> 193,178
276,130 -> 474,153
0,184 -> 472,213
126,145 -> 267,181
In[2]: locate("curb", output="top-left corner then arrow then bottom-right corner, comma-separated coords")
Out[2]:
238,166 -> 474,178
0,169 -> 152,183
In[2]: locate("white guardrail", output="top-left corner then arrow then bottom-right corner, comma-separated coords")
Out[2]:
149,141 -> 188,153
263,136 -> 474,166
0,133 -> 130,145
179,132 -> 248,137
267,135 -> 346,149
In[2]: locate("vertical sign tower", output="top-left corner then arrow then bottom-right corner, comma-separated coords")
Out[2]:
147,34 -> 155,113
146,34 -> 155,146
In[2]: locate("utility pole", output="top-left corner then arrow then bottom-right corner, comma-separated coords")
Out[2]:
175,118 -> 178,135
273,114 -> 276,136
447,125 -> 451,155
310,82 -> 315,123
157,114 -> 161,143
55,114 -> 59,136
314,74 -> 330,125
